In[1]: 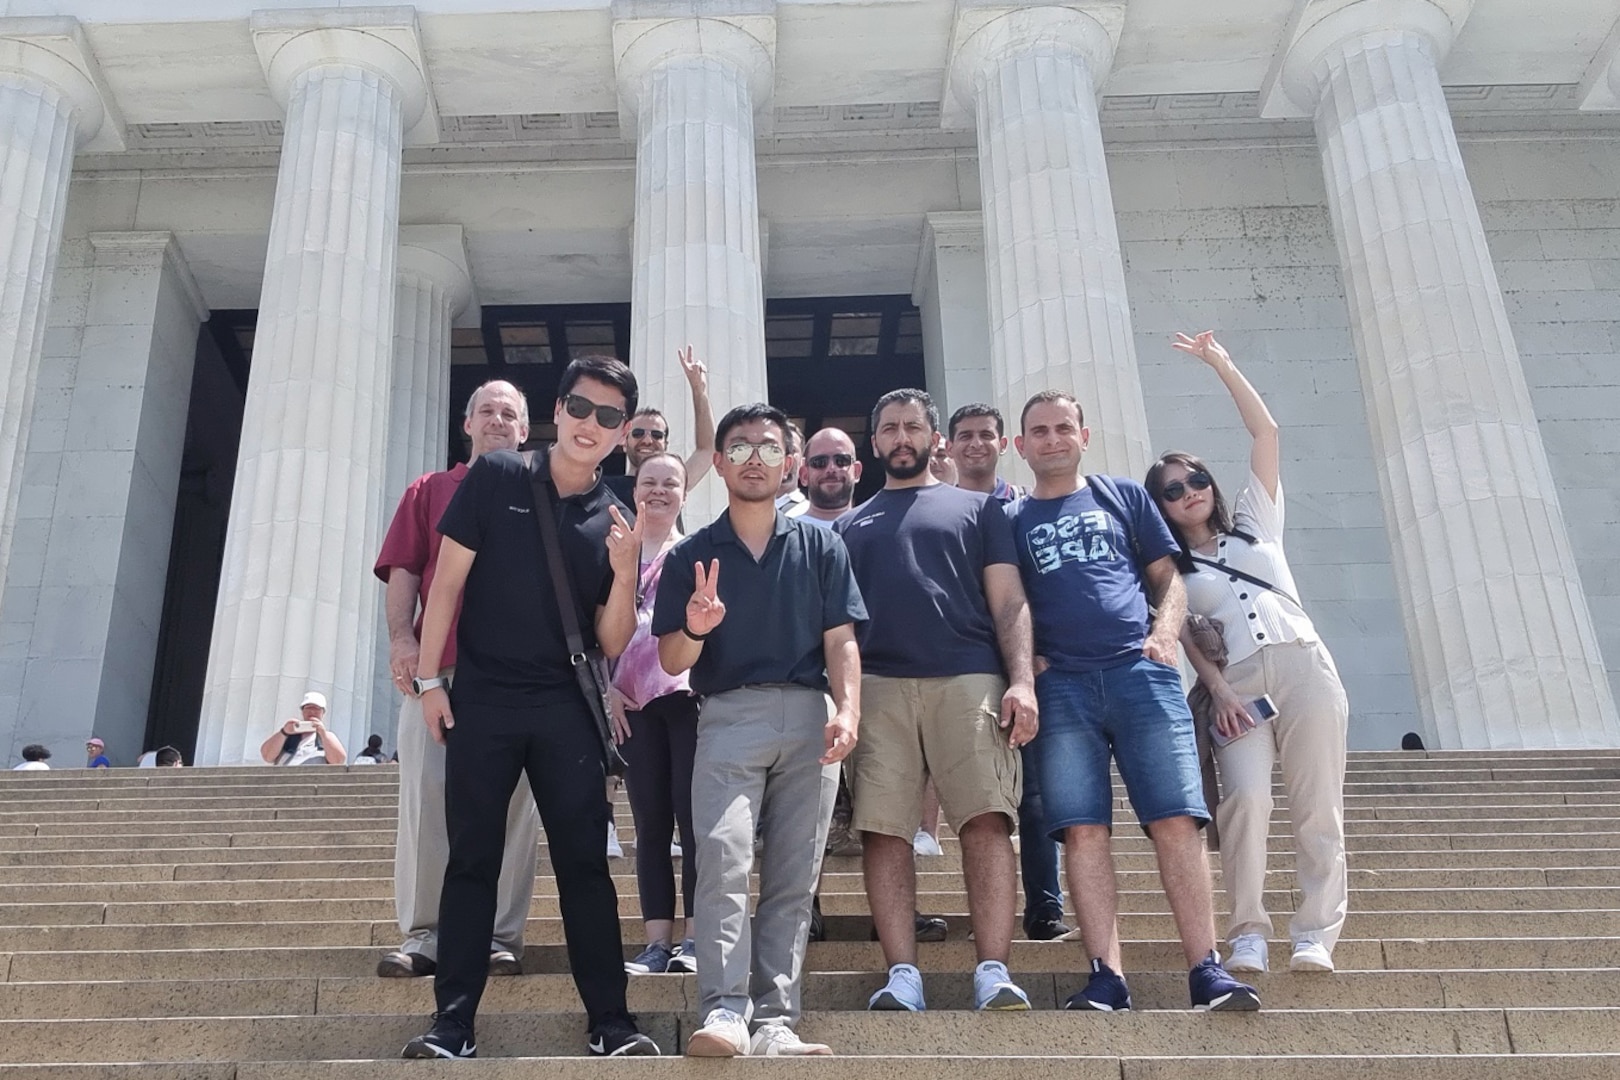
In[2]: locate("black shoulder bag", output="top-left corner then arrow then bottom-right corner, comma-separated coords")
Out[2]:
526,452 -> 628,777
1187,551 -> 1303,611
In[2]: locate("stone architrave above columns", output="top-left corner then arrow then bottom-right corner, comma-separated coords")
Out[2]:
613,1 -> 775,525
197,9 -> 435,766
1575,13 -> 1620,112
0,19 -> 122,619
1265,0 -> 1620,748
945,1 -> 1152,479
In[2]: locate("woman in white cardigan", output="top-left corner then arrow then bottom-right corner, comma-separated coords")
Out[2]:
1145,330 -> 1350,975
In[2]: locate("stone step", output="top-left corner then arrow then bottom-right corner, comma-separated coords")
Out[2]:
0,966 -> 1614,1020
0,1007 -> 1560,1062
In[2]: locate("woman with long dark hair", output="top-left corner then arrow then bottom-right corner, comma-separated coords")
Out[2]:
1145,331 -> 1349,975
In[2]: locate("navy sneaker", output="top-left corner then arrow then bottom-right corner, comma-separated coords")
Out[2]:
402,1012 -> 476,1059
588,1010 -> 661,1056
625,942 -> 675,975
667,938 -> 697,973
1064,958 -> 1132,1012
1190,951 -> 1261,1012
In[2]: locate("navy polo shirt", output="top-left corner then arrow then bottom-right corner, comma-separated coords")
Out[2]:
651,510 -> 867,697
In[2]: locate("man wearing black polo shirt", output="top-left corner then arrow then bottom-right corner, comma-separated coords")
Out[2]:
653,403 -> 866,1058
402,355 -> 660,1060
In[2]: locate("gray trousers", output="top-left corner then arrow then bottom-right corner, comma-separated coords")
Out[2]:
393,680 -> 541,958
692,684 -> 838,1027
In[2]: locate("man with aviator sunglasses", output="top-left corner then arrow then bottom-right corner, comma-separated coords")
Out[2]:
604,345 -> 716,506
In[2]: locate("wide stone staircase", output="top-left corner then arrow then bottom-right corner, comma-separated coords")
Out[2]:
1,749 -> 1619,1077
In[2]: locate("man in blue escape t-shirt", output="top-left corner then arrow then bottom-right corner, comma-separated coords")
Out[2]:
1007,389 -> 1259,1015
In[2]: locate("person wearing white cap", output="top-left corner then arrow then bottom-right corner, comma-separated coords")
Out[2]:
259,691 -> 347,765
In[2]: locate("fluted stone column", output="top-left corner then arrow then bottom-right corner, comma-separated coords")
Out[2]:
367,226 -> 472,742
1271,1 -> 1620,748
0,20 -> 120,623
946,2 -> 1151,479
198,15 -> 434,765
614,4 -> 774,525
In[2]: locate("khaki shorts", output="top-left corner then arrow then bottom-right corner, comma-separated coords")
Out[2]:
848,672 -> 1021,839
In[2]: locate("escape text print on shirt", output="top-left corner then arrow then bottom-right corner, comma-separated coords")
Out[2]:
1025,510 -> 1120,574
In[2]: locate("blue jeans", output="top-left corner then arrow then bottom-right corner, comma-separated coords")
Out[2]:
1033,656 -> 1208,833
1018,747 -> 1064,930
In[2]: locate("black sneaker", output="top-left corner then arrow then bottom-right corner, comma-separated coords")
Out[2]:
402,1012 -> 476,1059
808,896 -> 826,943
588,1010 -> 661,1057
377,950 -> 435,978
915,912 -> 948,943
488,949 -> 523,976
1026,916 -> 1074,942
1064,959 -> 1133,1012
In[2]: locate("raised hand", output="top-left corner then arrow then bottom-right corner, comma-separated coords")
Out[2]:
678,344 -> 707,393
605,504 -> 643,580
1171,330 -> 1232,370
685,558 -> 726,636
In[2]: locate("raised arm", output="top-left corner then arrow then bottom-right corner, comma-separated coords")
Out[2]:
596,505 -> 641,659
259,725 -> 290,765
658,558 -> 724,676
1173,331 -> 1279,499
679,346 -> 716,486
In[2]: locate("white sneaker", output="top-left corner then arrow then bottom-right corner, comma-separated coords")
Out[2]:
912,829 -> 944,857
973,960 -> 1032,1011
670,839 -> 683,858
749,1024 -> 832,1057
606,822 -> 624,859
686,1008 -> 749,1057
1226,933 -> 1269,973
1290,940 -> 1334,972
868,962 -> 926,1011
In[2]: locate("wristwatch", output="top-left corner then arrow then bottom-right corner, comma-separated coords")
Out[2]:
411,675 -> 446,696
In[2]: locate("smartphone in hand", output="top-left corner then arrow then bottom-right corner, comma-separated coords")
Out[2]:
1210,694 -> 1278,749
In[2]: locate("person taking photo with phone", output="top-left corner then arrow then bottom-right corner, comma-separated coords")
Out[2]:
1145,330 -> 1350,976
259,692 -> 347,765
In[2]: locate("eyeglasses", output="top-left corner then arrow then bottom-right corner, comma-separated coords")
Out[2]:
723,441 -> 787,467
1159,471 -> 1213,503
806,453 -> 854,470
629,427 -> 667,441
561,393 -> 626,429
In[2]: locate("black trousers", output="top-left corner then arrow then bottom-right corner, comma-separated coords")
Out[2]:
621,692 -> 699,923
435,693 -> 628,1027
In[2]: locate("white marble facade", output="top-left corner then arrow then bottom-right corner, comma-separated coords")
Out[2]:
1,1 -> 1619,761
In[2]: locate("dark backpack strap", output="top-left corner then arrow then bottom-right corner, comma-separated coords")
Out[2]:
524,449 -> 587,655
1188,551 -> 1303,611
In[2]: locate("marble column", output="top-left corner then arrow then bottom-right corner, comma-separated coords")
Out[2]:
946,3 -> 1151,478
367,226 -> 473,743
197,17 -> 434,765
1271,1 -> 1620,747
0,20 -> 121,627
614,5 -> 775,525
912,211 -> 994,417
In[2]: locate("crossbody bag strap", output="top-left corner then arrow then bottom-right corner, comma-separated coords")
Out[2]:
525,449 -> 587,656
1188,551 -> 1302,611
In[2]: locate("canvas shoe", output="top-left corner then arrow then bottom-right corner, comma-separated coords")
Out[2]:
750,1024 -> 833,1056
1290,940 -> 1335,972
625,942 -> 675,975
687,1008 -> 751,1057
401,1012 -> 476,1059
1190,951 -> 1261,1011
1226,933 -> 1269,973
868,962 -> 926,1011
667,939 -> 698,974
588,1011 -> 660,1056
973,960 -> 1032,1011
1064,959 -> 1132,1012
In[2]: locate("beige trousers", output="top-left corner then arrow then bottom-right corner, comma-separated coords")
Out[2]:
1215,639 -> 1349,952
393,680 -> 541,958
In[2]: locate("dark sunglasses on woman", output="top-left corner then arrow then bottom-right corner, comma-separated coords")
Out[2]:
1159,471 -> 1213,503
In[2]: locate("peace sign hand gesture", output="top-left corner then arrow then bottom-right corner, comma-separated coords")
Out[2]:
605,504 -> 643,580
685,559 -> 726,637
1172,330 -> 1232,371
678,344 -> 707,394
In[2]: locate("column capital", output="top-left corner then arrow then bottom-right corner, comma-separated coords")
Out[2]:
398,224 -> 477,327
1260,0 -> 1474,118
1576,15 -> 1620,111
251,6 -> 438,145
610,1 -> 777,132
943,2 -> 1123,129
912,211 -> 984,302
87,231 -> 208,322
0,17 -> 124,151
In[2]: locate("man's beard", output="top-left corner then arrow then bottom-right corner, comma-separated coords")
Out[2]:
808,479 -> 854,511
883,444 -> 930,481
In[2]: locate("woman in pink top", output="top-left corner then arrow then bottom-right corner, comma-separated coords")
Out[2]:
612,452 -> 701,976
1145,331 -> 1350,976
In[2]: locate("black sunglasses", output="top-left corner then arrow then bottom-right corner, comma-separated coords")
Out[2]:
806,453 -> 855,469
629,427 -> 667,441
1159,471 -> 1213,503
561,393 -> 626,429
